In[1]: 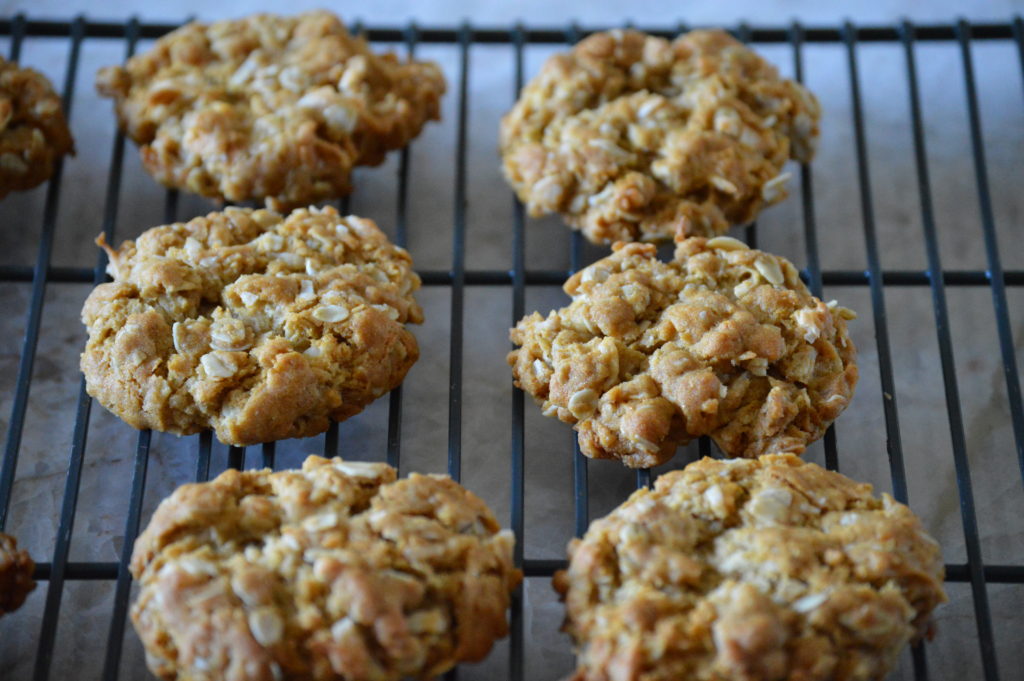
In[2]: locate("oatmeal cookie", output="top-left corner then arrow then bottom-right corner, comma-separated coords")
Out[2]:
509,237 -> 856,467
0,531 -> 35,616
96,11 -> 445,210
81,205 -> 422,446
500,29 -> 819,244
130,456 -> 521,681
555,455 -> 947,681
0,56 -> 75,198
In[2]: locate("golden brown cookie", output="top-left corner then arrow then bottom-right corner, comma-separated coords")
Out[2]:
81,205 -> 422,446
96,11 -> 445,210
0,56 -> 75,198
500,29 -> 819,244
510,237 -> 857,468
130,456 -> 521,681
0,531 -> 35,616
554,454 -> 947,681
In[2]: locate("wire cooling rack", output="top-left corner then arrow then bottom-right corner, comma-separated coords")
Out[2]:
0,14 -> 1022,681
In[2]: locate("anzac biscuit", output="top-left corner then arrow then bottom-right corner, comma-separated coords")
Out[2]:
0,531 -> 35,616
96,11 -> 445,210
509,237 -> 857,468
500,29 -> 818,244
130,456 -> 521,681
81,205 -> 421,446
0,56 -> 74,198
555,454 -> 947,681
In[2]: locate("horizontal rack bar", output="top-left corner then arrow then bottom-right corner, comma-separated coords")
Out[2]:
25,558 -> 1024,584
31,562 -> 119,580
522,558 -> 1024,583
0,18 -> 1017,43
2,264 -> 1022,288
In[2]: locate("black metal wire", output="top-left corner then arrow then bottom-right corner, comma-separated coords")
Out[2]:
509,22 -> 527,681
385,22 -> 419,474
195,430 -> 212,482
0,262 -> 1021,287
842,22 -> 910,500
322,187 -> 350,461
5,13 -> 23,60
789,21 -> 841,472
90,20 -> 145,680
227,446 -> 245,470
563,21 -> 591,538
955,19 -> 1024,488
0,13 -> 27,530
1015,17 -> 1024,109
102,114 -> 229,681
0,13 -> 52,532
28,18 -> 88,681
445,23 -> 471,488
261,440 -> 276,470
0,16 -> 1020,681
520,558 -> 1024,581
0,18 -> 1017,43
734,22 -> 760,252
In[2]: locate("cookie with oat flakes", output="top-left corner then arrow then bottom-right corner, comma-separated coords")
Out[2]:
96,11 -> 445,210
554,454 -> 947,681
0,56 -> 75,199
130,455 -> 521,681
500,29 -> 818,244
81,205 -> 421,446
509,237 -> 857,468
0,532 -> 35,616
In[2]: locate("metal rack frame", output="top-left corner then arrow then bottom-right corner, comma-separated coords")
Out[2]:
0,14 -> 1022,681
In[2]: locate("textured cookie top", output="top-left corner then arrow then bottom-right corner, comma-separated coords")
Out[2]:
554,455 -> 947,681
96,11 -> 445,210
0,56 -> 74,198
500,29 -> 819,244
81,206 -> 422,446
130,456 -> 521,681
509,238 -> 857,467
0,531 -> 35,616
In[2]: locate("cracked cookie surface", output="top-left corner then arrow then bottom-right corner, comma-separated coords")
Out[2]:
96,11 -> 445,210
0,56 -> 74,198
500,29 -> 819,244
130,456 -> 521,681
81,205 -> 422,446
0,532 -> 35,616
554,454 -> 947,681
509,237 -> 857,468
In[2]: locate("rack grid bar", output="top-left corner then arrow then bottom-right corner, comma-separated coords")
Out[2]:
195,430 -> 211,482
384,24 -> 419,474
100,429 -> 149,681
905,19 -> 999,675
1016,17 -> 1024,108
520,559 -> 1024,582
0,18 -> 1017,43
790,21 -> 841,473
0,13 -> 25,528
0,13 -> 56,531
22,19 -> 88,681
955,20 -> 1024,487
5,264 -> 1023,287
90,20 -> 143,680
563,23 -> 591,541
261,441 -> 276,470
445,24 -> 471,487
843,21 -> 910,502
508,23 -> 527,681
17,557 -> 1013,586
